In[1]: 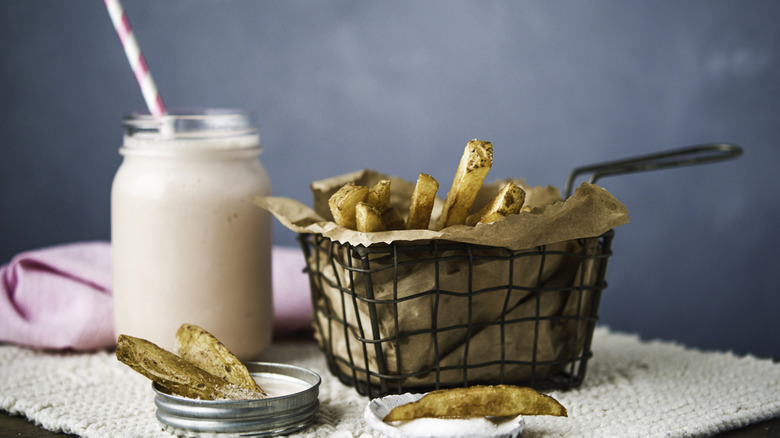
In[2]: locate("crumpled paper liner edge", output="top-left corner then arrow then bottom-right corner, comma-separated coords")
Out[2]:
252,179 -> 628,251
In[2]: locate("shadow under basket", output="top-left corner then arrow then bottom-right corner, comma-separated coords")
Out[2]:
298,230 -> 614,398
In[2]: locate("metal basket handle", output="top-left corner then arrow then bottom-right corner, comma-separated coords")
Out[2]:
563,143 -> 743,198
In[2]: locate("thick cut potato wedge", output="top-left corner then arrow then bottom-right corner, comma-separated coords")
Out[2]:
175,324 -> 265,395
116,334 -> 266,400
406,173 -> 439,230
437,140 -> 493,229
383,385 -> 567,422
466,181 -> 526,226
356,201 -> 387,232
366,180 -> 391,213
328,182 -> 369,229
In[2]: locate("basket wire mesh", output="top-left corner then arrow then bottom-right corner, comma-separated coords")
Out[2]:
299,230 -> 614,398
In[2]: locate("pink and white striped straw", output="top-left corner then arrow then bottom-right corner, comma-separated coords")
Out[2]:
104,0 -> 166,116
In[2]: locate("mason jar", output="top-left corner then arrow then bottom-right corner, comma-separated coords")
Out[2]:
111,108 -> 273,360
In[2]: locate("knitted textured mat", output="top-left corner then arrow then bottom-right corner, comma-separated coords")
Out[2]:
1,327 -> 778,438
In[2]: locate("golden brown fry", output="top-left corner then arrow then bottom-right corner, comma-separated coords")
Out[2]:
328,182 -> 369,230
383,385 -> 567,422
406,173 -> 439,230
356,201 -> 387,232
175,324 -> 265,395
116,334 -> 266,400
366,180 -> 391,213
382,207 -> 406,231
437,140 -> 493,229
466,181 -> 526,226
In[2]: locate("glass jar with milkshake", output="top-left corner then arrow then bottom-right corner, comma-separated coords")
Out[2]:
111,108 -> 273,360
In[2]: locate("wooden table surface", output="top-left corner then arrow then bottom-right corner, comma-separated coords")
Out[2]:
2,410 -> 779,437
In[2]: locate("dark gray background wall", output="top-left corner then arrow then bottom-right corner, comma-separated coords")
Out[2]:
2,1 -> 778,358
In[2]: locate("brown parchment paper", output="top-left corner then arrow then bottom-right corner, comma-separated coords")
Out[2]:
253,169 -> 629,390
253,169 -> 629,251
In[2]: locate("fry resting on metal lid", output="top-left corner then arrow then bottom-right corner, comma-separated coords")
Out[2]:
382,385 -> 567,422
116,324 -> 267,400
175,323 -> 266,396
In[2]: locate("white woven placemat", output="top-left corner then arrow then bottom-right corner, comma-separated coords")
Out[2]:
1,327 -> 778,438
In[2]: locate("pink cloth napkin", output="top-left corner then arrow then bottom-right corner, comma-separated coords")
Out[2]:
270,246 -> 314,338
0,243 -> 312,351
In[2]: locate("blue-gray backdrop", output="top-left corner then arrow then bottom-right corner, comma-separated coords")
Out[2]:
1,1 -> 778,358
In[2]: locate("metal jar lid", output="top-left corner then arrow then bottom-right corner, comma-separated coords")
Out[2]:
153,362 -> 321,437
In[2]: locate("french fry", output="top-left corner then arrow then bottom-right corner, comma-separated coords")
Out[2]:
356,201 -> 387,232
383,385 -> 567,422
466,181 -> 526,226
382,207 -> 406,231
366,180 -> 391,213
175,324 -> 265,395
437,140 -> 493,229
406,173 -> 439,230
116,334 -> 266,400
328,182 -> 369,230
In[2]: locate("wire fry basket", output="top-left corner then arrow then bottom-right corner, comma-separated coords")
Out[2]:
298,143 -> 742,398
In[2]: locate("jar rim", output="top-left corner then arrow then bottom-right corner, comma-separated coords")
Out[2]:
123,107 -> 259,138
